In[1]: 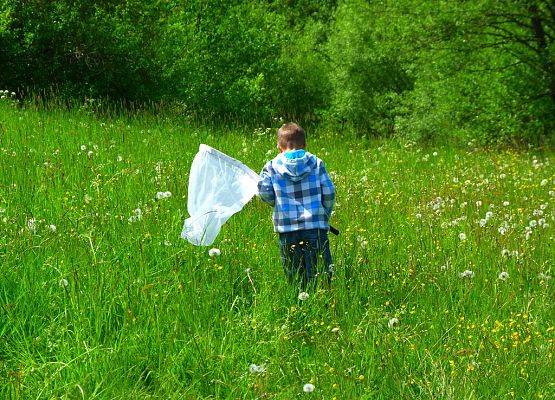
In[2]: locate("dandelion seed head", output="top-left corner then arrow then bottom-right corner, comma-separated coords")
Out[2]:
156,191 -> 172,200
303,383 -> 315,393
498,271 -> 509,281
298,292 -> 309,301
388,317 -> 399,328
27,218 -> 36,233
459,270 -> 475,279
249,364 -> 265,374
208,248 -> 221,257
537,272 -> 551,281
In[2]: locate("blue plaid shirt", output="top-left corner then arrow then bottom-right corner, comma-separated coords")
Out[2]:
258,150 -> 335,233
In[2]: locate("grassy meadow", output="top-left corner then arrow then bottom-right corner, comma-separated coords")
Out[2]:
0,100 -> 554,399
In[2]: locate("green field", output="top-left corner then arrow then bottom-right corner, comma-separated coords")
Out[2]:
1,102 -> 554,399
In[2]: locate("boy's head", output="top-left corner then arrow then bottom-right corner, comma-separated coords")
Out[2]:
277,123 -> 306,152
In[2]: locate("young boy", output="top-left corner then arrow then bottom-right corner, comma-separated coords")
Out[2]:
258,123 -> 335,288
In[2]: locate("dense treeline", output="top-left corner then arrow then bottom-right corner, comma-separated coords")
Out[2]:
0,0 -> 553,143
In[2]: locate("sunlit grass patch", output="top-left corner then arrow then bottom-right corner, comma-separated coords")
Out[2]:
0,102 -> 553,399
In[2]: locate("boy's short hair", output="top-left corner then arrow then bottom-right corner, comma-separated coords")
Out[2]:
278,123 -> 306,149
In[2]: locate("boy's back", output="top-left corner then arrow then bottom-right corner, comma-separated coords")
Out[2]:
258,149 -> 335,233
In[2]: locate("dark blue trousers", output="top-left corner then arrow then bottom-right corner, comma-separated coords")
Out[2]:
278,228 -> 333,289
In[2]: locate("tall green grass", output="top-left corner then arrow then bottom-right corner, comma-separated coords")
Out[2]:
0,101 -> 553,399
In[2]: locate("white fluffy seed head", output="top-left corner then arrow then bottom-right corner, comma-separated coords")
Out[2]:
459,270 -> 475,279
388,317 -> 399,328
298,292 -> 309,301
208,248 -> 221,257
303,383 -> 315,393
249,364 -> 265,374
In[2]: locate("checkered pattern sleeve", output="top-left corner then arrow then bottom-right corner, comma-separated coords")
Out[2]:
258,161 -> 276,206
319,161 -> 335,216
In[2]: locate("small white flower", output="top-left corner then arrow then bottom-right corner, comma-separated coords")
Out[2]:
156,191 -> 172,200
87,150 -> 93,157
499,173 -> 506,179
498,271 -> 509,281
432,151 -> 438,156
476,200 -> 482,207
540,179 -> 548,186
485,211 -> 493,219
298,292 -> 309,301
498,226 -> 507,235
537,272 -> 551,280
503,201 -> 510,207
331,327 -> 340,334
458,232 -> 467,241
117,155 -> 123,162
128,208 -> 142,223
479,219 -> 487,227
388,317 -> 399,328
501,249 -> 510,257
303,383 -> 315,393
533,209 -> 543,217
529,220 -> 537,228
48,224 -> 57,232
549,190 -> 555,197
459,270 -> 475,279
208,248 -> 221,257
27,218 -> 37,233
415,213 -> 422,219
59,278 -> 69,287
249,364 -> 265,374
80,145 -> 87,151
